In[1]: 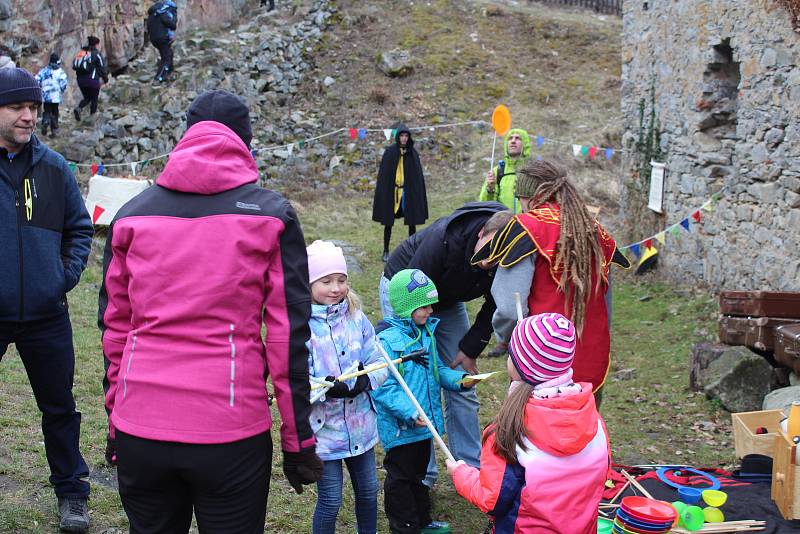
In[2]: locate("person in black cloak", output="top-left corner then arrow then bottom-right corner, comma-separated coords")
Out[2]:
372,124 -> 428,262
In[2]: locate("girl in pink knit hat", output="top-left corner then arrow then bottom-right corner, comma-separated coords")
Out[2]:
446,313 -> 611,534
305,240 -> 388,534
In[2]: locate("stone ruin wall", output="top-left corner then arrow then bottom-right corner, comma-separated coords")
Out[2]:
620,0 -> 800,291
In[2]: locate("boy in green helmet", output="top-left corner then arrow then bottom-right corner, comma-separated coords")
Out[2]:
372,269 -> 476,534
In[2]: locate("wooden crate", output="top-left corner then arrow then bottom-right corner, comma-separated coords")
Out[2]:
772,432 -> 800,520
732,410 -> 785,459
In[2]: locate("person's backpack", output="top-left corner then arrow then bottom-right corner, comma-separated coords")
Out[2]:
72,49 -> 92,75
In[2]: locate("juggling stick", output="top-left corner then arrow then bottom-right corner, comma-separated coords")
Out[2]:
620,469 -> 654,499
310,349 -> 428,390
376,342 -> 455,462
514,291 -> 524,322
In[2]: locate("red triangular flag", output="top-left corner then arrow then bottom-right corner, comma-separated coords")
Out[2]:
588,146 -> 597,159
92,204 -> 105,224
692,210 -> 702,222
644,238 -> 653,250
91,162 -> 99,175
348,128 -> 358,140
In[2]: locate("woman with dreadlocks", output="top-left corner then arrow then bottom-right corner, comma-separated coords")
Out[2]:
480,160 -> 629,405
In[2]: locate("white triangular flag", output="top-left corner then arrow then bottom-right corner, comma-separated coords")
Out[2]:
287,143 -> 294,156
131,162 -> 138,176
383,129 -> 392,141
572,144 -> 581,157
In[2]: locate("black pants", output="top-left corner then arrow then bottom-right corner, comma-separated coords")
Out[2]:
260,0 -> 275,8
384,439 -> 432,534
77,85 -> 100,114
153,40 -> 174,80
383,224 -> 416,253
116,431 -> 272,534
42,102 -> 60,131
0,313 -> 90,498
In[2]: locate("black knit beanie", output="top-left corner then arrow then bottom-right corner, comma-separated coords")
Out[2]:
186,90 -> 253,148
0,68 -> 43,107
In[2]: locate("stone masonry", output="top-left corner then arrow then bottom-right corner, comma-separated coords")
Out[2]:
621,0 -> 800,291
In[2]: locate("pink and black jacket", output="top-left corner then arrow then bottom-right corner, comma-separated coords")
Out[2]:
99,121 -> 315,452
452,386 -> 610,533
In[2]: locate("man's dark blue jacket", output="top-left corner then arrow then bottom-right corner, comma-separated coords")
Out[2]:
0,134 -> 93,321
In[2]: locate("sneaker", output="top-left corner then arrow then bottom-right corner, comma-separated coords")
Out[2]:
421,521 -> 451,533
73,108 -> 81,121
57,497 -> 89,533
487,342 -> 508,358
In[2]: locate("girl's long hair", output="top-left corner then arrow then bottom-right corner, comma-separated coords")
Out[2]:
484,381 -> 534,464
517,160 -> 604,334
345,287 -> 362,315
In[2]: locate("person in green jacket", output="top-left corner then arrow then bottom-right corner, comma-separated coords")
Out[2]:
478,128 -> 531,213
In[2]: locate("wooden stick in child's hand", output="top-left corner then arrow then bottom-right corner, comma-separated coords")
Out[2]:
514,292 -> 524,322
376,342 -> 456,462
310,350 -> 429,390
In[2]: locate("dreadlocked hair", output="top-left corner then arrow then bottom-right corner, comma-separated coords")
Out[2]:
483,380 -> 535,464
516,160 -> 604,334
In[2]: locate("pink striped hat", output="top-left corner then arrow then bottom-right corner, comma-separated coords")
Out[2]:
509,313 -> 576,385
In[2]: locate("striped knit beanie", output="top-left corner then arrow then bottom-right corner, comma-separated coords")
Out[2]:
509,312 -> 576,385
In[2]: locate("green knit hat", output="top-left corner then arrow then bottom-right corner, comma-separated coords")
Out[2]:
388,269 -> 439,318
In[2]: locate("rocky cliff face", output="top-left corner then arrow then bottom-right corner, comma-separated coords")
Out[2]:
0,0 -> 252,72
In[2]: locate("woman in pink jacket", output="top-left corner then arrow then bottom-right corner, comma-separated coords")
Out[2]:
99,90 -> 322,533
446,313 -> 610,534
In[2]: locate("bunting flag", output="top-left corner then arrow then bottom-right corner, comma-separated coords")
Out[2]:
286,143 -> 294,155
680,218 -> 691,231
605,148 -> 613,160
68,162 -> 77,173
299,140 -> 306,148
629,243 -> 641,258
91,162 -> 99,175
348,128 -> 358,140
92,205 -> 105,224
97,163 -> 105,176
692,210 -> 702,223
655,231 -> 666,245
580,146 -> 590,156
391,128 -> 397,139
383,129 -> 393,141
588,146 -> 597,159
572,144 -> 581,156
140,159 -> 150,170
358,128 -> 367,139
536,136 -> 544,148
130,162 -> 138,176
643,238 -> 653,250
668,225 -> 682,238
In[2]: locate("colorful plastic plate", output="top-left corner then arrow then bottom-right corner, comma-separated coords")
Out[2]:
616,509 -> 674,529
620,497 -> 678,523
598,517 -> 614,534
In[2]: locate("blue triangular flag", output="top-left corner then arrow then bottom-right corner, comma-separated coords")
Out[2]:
629,243 -> 641,258
97,163 -> 105,176
536,136 -> 544,148
680,218 -> 690,231
358,128 -> 367,139
605,148 -> 613,160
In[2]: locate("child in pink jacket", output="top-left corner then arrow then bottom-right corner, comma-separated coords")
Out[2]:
446,313 -> 610,534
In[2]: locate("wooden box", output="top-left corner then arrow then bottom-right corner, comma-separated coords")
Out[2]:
771,432 -> 800,520
732,410 -> 785,459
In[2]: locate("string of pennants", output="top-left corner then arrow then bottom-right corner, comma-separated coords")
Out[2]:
618,188 -> 727,261
65,119 -> 625,177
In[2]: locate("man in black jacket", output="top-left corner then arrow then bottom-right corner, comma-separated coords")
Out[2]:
0,68 -> 93,533
147,1 -> 178,83
380,201 -> 511,486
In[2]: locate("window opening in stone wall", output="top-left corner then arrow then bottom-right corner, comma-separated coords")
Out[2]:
695,39 -> 740,178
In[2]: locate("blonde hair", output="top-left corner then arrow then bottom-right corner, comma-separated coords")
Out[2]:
345,288 -> 362,314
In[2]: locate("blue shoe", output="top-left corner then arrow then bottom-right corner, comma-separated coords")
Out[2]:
421,521 -> 451,534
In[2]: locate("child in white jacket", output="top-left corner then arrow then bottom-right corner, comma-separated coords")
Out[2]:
34,53 -> 68,136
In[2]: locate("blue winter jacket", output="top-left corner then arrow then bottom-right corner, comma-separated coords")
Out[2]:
0,135 -> 93,321
371,316 -> 466,451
